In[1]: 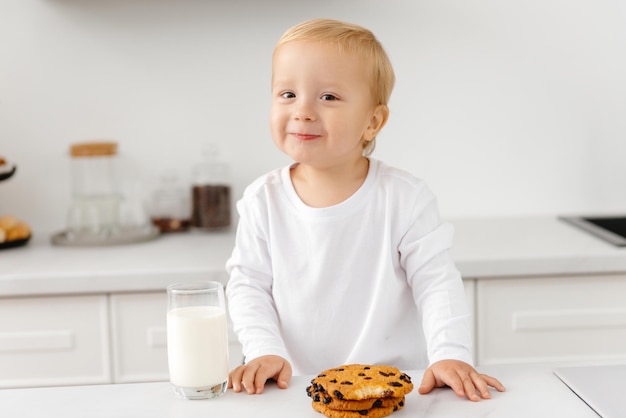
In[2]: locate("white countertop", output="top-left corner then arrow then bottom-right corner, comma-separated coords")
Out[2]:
0,230 -> 235,296
0,363 -> 600,418
450,216 -> 626,277
1,217 -> 625,297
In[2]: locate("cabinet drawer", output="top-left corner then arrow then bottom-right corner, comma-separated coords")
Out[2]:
476,275 -> 626,365
110,292 -> 169,383
0,295 -> 110,388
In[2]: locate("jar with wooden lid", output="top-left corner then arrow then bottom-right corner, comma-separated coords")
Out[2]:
68,141 -> 121,236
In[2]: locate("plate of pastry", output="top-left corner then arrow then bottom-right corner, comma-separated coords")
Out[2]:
0,215 -> 32,250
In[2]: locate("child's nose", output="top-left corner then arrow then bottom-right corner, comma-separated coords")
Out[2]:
293,100 -> 316,121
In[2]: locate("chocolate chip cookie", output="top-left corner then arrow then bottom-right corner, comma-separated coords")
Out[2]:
309,364 -> 413,401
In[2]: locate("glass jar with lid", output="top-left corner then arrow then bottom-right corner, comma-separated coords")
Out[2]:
67,141 -> 121,236
150,171 -> 191,233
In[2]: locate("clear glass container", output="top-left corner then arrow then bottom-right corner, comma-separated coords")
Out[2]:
150,171 -> 191,233
68,141 -> 121,236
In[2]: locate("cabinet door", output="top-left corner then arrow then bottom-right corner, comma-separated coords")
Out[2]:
477,274 -> 626,365
109,292 -> 169,383
0,295 -> 110,388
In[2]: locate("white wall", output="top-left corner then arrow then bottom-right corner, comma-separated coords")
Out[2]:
2,0 -> 625,235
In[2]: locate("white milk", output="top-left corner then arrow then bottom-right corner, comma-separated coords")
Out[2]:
167,305 -> 229,388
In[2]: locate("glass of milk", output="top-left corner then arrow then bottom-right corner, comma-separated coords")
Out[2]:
167,282 -> 229,400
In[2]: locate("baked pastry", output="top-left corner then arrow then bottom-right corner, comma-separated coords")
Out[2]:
0,215 -> 18,231
0,215 -> 31,242
311,396 -> 404,418
309,364 -> 413,400
307,364 -> 413,418
6,222 -> 31,241
307,391 -> 404,411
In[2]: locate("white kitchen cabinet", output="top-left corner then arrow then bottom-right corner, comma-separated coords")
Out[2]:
476,274 -> 626,365
0,290 -> 243,388
109,292 -> 169,383
0,294 -> 110,388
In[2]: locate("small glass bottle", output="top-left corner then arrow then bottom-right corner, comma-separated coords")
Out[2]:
150,171 -> 191,233
191,143 -> 231,230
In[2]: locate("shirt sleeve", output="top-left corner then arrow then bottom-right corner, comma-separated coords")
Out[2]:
225,198 -> 290,364
399,186 -> 474,366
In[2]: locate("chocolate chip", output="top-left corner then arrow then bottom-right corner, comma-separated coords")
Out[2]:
329,379 -> 337,383
399,400 -> 404,407
323,396 -> 332,404
373,399 -> 382,408
313,394 -> 320,402
379,371 -> 390,377
399,373 -> 412,383
364,366 -> 371,370
340,381 -> 353,385
358,410 -> 369,416
388,381 -> 403,387
333,390 -> 344,400
364,377 -> 372,380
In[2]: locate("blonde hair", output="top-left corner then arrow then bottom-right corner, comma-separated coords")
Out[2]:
275,19 -> 395,156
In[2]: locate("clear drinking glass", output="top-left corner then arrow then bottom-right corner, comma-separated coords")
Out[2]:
167,282 -> 229,400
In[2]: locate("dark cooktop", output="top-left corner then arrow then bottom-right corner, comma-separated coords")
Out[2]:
560,215 -> 626,247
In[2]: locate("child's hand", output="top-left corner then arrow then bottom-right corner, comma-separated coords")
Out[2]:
418,359 -> 505,401
228,355 -> 292,394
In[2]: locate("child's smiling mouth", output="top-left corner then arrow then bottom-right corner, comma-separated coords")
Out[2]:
291,133 -> 321,141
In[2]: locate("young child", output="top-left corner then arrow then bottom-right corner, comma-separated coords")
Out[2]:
226,18 -> 504,401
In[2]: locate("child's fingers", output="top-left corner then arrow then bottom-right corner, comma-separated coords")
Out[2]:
484,374 -> 506,392
470,373 -> 492,399
276,362 -> 292,389
228,365 -> 246,392
253,360 -> 290,393
254,365 -> 273,394
241,363 -> 261,394
417,369 -> 437,394
229,356 -> 293,395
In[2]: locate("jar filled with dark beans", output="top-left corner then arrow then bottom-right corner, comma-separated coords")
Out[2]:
191,144 -> 232,230
191,184 -> 231,229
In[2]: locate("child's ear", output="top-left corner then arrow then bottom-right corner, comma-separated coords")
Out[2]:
363,104 -> 389,141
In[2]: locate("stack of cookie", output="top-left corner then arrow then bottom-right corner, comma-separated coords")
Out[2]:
306,364 -> 414,418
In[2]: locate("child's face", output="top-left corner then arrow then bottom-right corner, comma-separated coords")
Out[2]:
271,41 -> 384,169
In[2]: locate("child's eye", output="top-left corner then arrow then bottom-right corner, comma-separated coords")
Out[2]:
321,94 -> 338,101
280,91 -> 296,99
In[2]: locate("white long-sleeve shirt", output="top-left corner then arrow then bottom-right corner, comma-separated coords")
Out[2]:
225,159 -> 473,375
